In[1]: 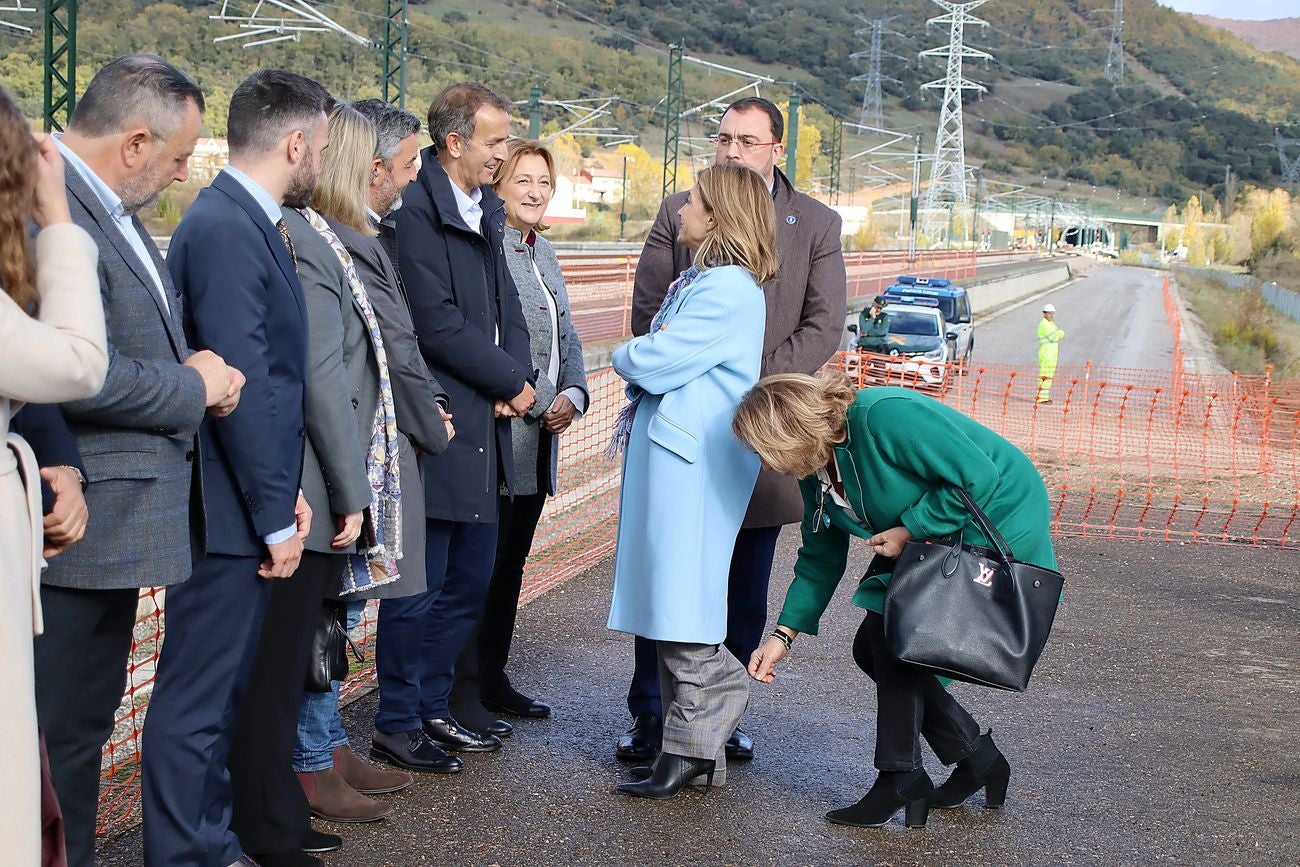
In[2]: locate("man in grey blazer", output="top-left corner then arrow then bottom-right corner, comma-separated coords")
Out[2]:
620,96 -> 846,765
329,98 -> 459,776
32,55 -> 243,867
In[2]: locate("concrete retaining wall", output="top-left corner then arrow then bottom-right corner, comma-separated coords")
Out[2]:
967,261 -> 1073,315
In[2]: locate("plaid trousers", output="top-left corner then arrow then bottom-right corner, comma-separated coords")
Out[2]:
656,640 -> 750,786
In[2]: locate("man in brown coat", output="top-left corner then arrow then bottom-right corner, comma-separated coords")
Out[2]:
618,96 -> 846,763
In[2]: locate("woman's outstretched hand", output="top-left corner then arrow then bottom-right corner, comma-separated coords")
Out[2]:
867,525 -> 913,559
748,636 -> 789,683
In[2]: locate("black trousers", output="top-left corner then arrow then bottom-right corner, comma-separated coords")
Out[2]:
33,585 -> 140,867
852,612 -> 981,771
228,551 -> 341,857
627,525 -> 781,718
451,432 -> 550,714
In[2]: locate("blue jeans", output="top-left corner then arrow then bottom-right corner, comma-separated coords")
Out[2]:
292,600 -> 365,773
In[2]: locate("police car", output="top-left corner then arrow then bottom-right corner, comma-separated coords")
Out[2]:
879,276 -> 975,367
847,303 -> 953,389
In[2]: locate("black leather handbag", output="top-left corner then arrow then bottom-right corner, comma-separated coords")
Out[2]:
882,489 -> 1064,692
305,602 -> 361,693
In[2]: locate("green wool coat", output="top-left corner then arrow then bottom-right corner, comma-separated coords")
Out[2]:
777,386 -> 1058,636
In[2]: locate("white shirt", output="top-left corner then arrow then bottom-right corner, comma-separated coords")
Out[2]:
449,179 -> 483,235
817,455 -> 861,523
55,136 -> 168,311
220,166 -> 297,546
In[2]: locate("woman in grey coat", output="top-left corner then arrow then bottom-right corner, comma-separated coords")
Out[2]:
449,141 -> 589,731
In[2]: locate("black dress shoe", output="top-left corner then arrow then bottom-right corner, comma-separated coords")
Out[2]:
628,763 -> 714,785
300,827 -> 341,854
482,686 -> 551,719
451,702 -> 514,738
247,851 -> 322,867
369,729 -> 463,773
617,753 -> 716,800
725,727 -> 754,761
616,711 -> 662,762
422,716 -> 503,753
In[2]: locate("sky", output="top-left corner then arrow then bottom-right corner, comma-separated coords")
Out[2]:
1158,1 -> 1296,19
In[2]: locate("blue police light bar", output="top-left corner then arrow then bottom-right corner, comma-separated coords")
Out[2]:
893,275 -> 952,289
881,293 -> 941,307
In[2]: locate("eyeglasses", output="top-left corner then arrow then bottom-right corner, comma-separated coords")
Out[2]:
711,134 -> 781,152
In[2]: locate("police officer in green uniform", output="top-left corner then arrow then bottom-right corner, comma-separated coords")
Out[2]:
857,296 -> 890,353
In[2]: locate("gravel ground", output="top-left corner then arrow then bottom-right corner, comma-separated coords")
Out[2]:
99,531 -> 1300,866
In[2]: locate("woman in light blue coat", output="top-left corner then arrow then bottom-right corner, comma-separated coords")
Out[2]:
608,163 -> 779,800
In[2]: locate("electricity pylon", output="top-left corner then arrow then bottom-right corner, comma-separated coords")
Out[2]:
1271,128 -> 1300,191
851,16 -> 904,129
919,0 -> 990,241
1104,0 -> 1124,87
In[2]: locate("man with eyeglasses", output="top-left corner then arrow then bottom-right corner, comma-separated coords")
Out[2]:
620,95 -> 846,766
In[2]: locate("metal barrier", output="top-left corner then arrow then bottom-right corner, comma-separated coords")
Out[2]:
566,248 -> 1028,344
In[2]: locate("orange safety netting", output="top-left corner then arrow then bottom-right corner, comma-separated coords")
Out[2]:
94,270 -> 1299,837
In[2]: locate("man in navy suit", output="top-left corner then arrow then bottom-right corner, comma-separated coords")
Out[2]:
141,69 -> 331,867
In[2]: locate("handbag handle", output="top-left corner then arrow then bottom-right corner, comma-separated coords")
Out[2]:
954,489 -> 1015,563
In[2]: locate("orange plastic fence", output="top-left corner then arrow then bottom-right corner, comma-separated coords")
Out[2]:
93,262 -> 1300,837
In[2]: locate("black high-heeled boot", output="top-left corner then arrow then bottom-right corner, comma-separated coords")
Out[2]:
930,731 -> 1010,809
825,769 -> 934,829
616,752 -> 716,800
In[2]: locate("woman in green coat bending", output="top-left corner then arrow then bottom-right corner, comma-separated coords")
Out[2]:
732,374 -> 1057,830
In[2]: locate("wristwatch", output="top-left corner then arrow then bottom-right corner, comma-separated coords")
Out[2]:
58,465 -> 87,490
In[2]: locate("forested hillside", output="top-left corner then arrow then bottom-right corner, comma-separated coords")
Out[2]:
0,0 -> 1297,207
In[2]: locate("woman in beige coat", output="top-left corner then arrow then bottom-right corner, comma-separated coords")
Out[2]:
0,85 -> 108,863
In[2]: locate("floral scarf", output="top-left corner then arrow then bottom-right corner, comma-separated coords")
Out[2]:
605,265 -> 701,456
298,207 -> 403,593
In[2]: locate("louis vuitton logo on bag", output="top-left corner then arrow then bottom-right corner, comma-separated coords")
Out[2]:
973,561 -> 996,587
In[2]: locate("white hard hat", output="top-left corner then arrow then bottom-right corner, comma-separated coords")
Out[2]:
1042,303 -> 1056,313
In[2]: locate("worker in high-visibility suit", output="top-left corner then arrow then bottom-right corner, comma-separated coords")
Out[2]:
1037,302 -> 1065,404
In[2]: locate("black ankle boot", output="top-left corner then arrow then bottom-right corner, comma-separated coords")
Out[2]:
825,769 -> 934,829
616,753 -> 716,800
930,731 -> 1011,809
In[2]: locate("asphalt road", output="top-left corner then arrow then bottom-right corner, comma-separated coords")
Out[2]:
99,532 -> 1300,866
973,264 -> 1176,372
844,264 -> 1177,372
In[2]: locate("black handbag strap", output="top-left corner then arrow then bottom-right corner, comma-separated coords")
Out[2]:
954,489 -> 1015,563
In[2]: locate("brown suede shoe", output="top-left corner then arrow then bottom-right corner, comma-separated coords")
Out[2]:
297,769 -> 393,823
333,744 -> 414,795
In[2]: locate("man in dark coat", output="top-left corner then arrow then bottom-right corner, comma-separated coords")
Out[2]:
372,82 -> 534,771
619,96 -> 846,764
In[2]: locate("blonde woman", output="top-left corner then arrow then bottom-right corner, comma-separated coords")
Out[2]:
0,85 -> 107,864
734,375 -> 1056,829
448,140 -> 590,732
608,162 -> 777,800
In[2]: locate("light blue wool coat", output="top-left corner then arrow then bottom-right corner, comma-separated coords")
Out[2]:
607,264 -> 766,644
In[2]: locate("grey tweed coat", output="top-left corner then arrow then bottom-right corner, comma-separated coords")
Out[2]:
42,160 -> 209,589
500,224 -> 589,496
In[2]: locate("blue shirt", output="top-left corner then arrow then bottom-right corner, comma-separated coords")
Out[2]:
219,166 -> 298,546
220,165 -> 282,227
55,136 -> 168,310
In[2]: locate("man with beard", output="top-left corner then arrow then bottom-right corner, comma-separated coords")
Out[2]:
141,69 -> 330,867
34,54 -> 244,867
